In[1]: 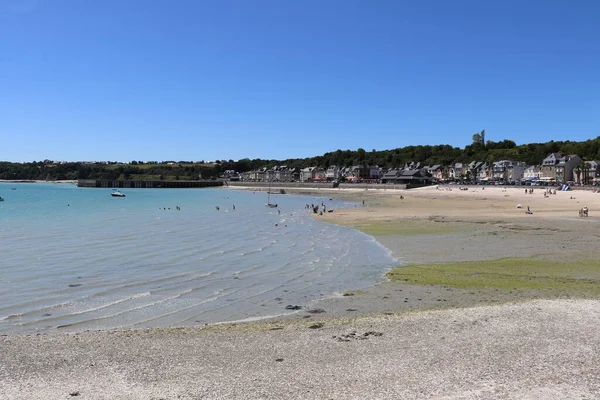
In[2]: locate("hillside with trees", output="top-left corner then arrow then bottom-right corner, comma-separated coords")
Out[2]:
3,134 -> 600,181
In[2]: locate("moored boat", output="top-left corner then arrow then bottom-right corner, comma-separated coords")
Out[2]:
266,180 -> 277,208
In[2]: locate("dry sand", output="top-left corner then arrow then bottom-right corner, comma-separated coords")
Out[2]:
2,300 -> 599,399
3,185 -> 600,399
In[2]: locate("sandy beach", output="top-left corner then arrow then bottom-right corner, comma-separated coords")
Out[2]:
3,185 -> 600,399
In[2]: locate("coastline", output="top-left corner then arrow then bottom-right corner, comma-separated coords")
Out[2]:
255,184 -> 600,323
3,185 -> 600,398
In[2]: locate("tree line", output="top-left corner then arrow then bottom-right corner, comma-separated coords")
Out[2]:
3,136 -> 600,181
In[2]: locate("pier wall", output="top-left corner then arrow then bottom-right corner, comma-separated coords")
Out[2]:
78,179 -> 423,190
77,179 -> 224,189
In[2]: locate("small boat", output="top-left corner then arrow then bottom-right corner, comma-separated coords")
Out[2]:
0,196 -> 4,202
111,190 -> 126,197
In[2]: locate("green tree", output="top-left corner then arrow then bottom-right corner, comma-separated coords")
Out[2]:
574,164 -> 583,183
356,148 -> 366,163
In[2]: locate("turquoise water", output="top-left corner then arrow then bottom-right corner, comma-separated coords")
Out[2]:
0,183 -> 396,334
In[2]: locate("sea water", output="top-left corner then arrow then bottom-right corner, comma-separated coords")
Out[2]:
0,183 -> 396,334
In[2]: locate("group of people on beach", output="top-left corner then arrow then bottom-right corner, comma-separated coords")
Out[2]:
306,201 -> 335,215
307,203 -> 322,214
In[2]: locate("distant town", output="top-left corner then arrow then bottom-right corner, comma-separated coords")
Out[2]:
3,134 -> 600,186
227,153 -> 595,186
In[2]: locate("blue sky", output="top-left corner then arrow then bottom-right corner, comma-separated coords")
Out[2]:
1,0 -> 599,162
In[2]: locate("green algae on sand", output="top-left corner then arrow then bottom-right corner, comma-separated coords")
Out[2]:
343,289 -> 366,296
387,258 -> 600,297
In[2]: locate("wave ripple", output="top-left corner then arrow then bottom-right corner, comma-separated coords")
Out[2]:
0,184 -> 396,333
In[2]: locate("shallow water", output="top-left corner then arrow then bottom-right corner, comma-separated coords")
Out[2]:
0,183 -> 395,333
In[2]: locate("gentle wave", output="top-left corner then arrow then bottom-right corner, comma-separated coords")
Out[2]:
0,184 -> 397,333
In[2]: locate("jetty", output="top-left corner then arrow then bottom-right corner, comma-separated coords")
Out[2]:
77,179 -> 224,189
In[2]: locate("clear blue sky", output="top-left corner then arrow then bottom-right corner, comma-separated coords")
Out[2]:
1,0 -> 599,162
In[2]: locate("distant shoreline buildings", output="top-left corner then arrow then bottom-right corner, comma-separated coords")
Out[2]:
227,153 -> 599,185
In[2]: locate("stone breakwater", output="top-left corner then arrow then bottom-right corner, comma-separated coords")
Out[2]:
77,179 -> 223,188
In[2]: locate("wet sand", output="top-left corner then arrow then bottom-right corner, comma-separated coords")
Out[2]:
3,185 -> 600,399
269,185 -> 600,323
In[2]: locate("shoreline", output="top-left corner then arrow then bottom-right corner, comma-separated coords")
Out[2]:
6,184 -> 600,331
3,185 -> 600,398
261,185 -> 600,325
5,184 -> 597,333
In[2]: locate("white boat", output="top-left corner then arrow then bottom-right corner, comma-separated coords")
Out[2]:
266,180 -> 277,208
111,190 -> 126,197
